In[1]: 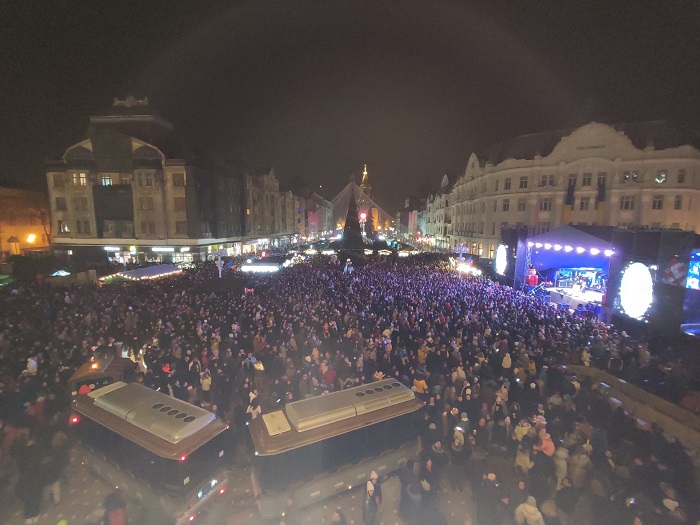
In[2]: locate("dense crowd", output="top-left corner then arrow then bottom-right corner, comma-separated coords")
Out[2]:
0,254 -> 698,524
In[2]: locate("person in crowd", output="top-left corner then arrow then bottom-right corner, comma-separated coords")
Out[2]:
515,495 -> 546,525
329,506 -> 347,525
102,489 -> 126,525
362,480 -> 378,525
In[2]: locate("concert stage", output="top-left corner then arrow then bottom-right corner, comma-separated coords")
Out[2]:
546,286 -> 604,310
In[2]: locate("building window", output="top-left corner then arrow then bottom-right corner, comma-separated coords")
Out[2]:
491,223 -> 496,235
517,199 -> 526,212
175,221 -> 188,235
539,174 -> 555,187
504,178 -> 511,190
52,173 -> 65,189
139,197 -> 154,211
172,173 -> 186,187
76,221 -> 82,234
579,197 -> 590,211
539,197 -> 553,211
519,176 -> 528,189
75,196 -> 88,211
83,221 -> 91,234
493,200 -> 497,212
652,195 -> 664,210
622,171 -> 630,183
597,172 -> 607,186
568,174 -> 577,187
55,197 -> 67,211
502,199 -> 510,212
58,220 -> 70,233
674,195 -> 683,210
538,221 -> 550,233
620,196 -> 635,210
671,222 -> 680,229
101,175 -> 112,186
655,170 -> 667,184
494,180 -> 499,192
72,172 -> 87,186
137,172 -> 153,186
678,169 -> 686,184
173,197 -> 186,212
582,173 -> 592,186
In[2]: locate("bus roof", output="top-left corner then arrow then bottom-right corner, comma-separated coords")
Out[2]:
72,381 -> 227,460
68,354 -> 133,392
249,379 -> 423,455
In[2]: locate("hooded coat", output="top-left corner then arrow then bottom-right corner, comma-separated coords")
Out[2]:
514,497 -> 545,525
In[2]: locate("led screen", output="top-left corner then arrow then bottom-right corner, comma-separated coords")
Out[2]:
614,261 -> 654,320
495,244 -> 507,276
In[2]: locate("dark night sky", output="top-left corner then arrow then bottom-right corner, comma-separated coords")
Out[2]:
2,1 -> 699,212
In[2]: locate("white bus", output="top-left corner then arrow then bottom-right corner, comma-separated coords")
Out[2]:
248,378 -> 424,518
70,380 -> 231,524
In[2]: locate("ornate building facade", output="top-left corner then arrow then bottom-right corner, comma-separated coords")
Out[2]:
425,122 -> 700,258
46,97 -> 304,263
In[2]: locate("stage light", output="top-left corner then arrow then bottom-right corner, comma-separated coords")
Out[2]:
495,244 -> 507,276
528,242 -> 534,247
535,243 -> 543,248
554,244 -> 562,251
564,246 -> 573,252
544,243 -> 552,250
619,262 -> 653,320
604,249 -> 614,257
590,248 -> 600,255
576,247 -> 585,254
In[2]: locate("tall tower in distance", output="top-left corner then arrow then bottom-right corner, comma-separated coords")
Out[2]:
360,163 -> 372,200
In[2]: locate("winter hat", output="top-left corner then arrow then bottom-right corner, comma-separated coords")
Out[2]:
428,423 -> 437,430
526,496 -> 537,507
461,412 -> 469,422
370,471 -> 378,481
663,498 -> 680,511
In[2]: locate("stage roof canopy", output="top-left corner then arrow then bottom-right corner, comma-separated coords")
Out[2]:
528,225 -> 615,271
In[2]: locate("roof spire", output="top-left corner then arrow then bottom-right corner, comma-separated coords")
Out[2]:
360,163 -> 372,199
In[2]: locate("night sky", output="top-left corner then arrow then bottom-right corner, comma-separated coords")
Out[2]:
2,1 -> 699,212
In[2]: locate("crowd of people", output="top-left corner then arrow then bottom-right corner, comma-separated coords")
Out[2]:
0,254 -> 698,524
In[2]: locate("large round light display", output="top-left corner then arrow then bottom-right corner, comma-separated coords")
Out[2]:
619,262 -> 653,320
495,244 -> 507,276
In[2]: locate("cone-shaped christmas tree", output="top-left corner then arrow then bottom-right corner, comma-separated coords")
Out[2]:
339,193 -> 366,252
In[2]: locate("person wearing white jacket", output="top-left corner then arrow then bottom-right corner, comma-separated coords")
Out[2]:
514,496 -> 545,525
553,447 -> 570,489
